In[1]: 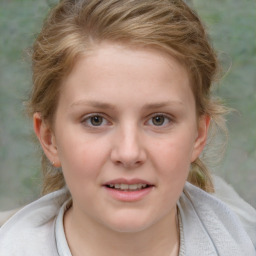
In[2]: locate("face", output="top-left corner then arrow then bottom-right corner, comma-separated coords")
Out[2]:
35,43 -> 209,233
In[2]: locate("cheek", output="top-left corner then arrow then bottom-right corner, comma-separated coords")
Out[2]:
151,133 -> 195,178
56,135 -> 109,181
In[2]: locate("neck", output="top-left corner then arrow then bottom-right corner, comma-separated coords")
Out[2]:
64,205 -> 179,256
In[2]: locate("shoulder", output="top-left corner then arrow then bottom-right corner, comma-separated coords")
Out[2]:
212,175 -> 256,247
0,209 -> 20,227
0,188 -> 70,255
178,180 -> 256,256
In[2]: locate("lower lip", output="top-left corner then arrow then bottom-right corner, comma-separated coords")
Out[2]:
103,186 -> 153,202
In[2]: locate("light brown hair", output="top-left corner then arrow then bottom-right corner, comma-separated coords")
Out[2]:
27,0 -> 228,195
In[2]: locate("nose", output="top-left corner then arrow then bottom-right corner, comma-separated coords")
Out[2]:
110,124 -> 147,169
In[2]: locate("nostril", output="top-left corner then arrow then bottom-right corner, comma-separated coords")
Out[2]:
115,160 -> 144,169
110,138 -> 147,168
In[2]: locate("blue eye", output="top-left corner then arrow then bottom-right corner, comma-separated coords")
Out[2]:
82,114 -> 108,127
148,115 -> 171,126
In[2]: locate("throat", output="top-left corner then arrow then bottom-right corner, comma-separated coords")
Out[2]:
64,205 -> 180,256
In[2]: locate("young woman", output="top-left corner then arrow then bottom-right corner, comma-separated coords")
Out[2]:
0,0 -> 255,255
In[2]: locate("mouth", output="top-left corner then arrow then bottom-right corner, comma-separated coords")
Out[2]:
103,182 -> 154,202
102,179 -> 154,201
105,183 -> 153,191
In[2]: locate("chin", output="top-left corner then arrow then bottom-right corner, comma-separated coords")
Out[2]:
102,212 -> 158,234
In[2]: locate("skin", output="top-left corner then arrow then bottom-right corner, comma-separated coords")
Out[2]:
34,43 -> 210,256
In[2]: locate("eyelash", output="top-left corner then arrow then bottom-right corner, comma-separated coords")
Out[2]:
81,113 -> 111,128
81,113 -> 173,128
145,113 -> 172,127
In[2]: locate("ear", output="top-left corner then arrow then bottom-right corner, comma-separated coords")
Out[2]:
33,112 -> 61,167
191,115 -> 211,162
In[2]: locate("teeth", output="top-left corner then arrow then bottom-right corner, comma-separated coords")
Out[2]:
114,184 -> 120,189
120,184 -> 128,190
129,184 -> 138,190
108,183 -> 148,191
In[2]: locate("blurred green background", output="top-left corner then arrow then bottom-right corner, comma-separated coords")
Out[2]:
0,0 -> 255,210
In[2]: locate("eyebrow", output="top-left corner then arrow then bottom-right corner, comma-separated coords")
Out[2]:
69,100 -> 184,110
142,101 -> 184,110
70,100 -> 116,109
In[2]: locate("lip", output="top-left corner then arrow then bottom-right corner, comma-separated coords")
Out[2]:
102,178 -> 154,202
103,178 -> 153,186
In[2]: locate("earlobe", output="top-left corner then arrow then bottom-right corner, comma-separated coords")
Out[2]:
191,115 -> 211,162
33,113 -> 61,167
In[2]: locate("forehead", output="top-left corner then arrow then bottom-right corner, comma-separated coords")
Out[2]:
59,43 -> 195,111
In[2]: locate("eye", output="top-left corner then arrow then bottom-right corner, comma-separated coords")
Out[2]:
147,114 -> 171,127
82,114 -> 109,127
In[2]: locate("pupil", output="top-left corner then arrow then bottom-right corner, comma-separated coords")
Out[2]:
91,116 -> 102,126
153,116 -> 164,126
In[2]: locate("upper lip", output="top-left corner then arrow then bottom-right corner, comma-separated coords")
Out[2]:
103,178 -> 153,186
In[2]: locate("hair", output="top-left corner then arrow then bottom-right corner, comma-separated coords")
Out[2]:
27,0 -> 229,195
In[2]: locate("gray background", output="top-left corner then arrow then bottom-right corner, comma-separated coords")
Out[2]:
0,0 -> 255,210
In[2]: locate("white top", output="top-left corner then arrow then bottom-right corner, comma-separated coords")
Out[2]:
0,177 -> 255,255
54,200 -> 185,256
